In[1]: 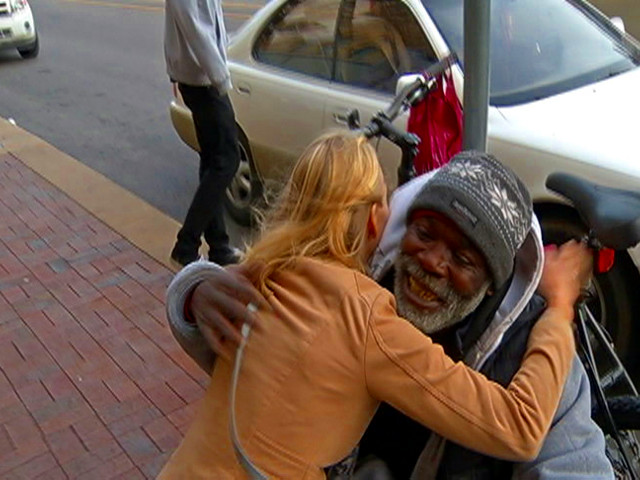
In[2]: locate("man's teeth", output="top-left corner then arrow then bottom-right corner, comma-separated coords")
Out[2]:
408,276 -> 438,302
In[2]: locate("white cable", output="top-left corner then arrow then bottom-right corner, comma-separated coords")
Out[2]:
229,304 -> 268,479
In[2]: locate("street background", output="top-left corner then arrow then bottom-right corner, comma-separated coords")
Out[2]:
0,0 -> 261,249
0,0 -> 638,478
0,0 -> 637,248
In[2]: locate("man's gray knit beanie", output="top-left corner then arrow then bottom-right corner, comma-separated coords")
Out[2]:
407,150 -> 532,288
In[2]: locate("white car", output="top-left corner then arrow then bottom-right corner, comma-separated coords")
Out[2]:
0,0 -> 38,59
170,0 -> 640,370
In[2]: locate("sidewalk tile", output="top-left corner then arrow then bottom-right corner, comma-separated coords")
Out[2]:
3,452 -> 58,479
0,133 -> 207,478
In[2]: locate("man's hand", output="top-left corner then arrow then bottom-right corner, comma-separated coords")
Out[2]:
539,239 -> 593,311
189,263 -> 269,361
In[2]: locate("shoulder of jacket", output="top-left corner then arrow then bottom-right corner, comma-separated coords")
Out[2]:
350,271 -> 394,308
292,258 -> 394,310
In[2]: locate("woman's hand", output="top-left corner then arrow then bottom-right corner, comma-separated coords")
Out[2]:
538,239 -> 593,313
189,263 -> 269,360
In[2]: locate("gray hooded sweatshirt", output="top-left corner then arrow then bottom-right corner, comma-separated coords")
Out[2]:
164,0 -> 232,93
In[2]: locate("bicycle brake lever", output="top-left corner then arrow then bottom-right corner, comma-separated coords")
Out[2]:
579,279 -> 597,302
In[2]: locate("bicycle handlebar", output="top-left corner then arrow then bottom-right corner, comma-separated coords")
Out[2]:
381,52 -> 458,122
356,52 -> 459,185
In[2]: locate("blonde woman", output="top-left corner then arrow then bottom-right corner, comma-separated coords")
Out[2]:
159,131 -> 588,479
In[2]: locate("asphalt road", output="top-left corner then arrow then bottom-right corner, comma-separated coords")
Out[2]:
0,0 -> 261,243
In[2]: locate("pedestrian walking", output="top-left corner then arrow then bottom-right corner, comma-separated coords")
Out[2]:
164,0 -> 242,267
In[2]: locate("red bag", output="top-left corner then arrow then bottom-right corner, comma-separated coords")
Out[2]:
407,71 -> 463,174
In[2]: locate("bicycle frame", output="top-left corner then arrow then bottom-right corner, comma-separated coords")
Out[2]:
576,292 -> 639,479
354,53 -> 458,186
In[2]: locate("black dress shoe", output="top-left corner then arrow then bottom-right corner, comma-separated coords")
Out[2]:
170,244 -> 199,268
209,246 -> 243,266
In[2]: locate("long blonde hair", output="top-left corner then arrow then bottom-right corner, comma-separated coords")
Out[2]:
244,130 -> 385,293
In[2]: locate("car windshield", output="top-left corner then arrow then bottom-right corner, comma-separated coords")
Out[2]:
424,0 -> 640,105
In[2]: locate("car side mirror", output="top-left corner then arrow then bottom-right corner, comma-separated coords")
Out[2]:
610,16 -> 626,33
396,74 -> 423,97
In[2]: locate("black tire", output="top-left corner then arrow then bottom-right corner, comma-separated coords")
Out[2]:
224,130 -> 262,226
594,396 -> 640,479
537,208 -> 640,381
18,33 -> 39,59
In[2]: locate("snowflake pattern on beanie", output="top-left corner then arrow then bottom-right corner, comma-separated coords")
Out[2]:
447,159 -> 530,249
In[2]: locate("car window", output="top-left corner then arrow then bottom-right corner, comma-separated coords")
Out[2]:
425,0 -> 640,105
334,0 -> 437,93
253,0 -> 340,80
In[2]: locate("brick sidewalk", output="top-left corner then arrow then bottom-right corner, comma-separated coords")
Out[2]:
0,151 -> 208,478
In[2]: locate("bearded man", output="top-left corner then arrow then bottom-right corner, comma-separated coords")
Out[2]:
165,151 -> 613,479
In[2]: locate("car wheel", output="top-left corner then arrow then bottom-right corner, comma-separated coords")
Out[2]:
18,33 -> 39,59
537,207 -> 640,381
224,131 -> 261,226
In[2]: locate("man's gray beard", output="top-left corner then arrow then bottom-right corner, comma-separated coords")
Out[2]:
394,253 -> 491,335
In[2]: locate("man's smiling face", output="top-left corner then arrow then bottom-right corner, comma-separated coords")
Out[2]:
394,212 -> 492,334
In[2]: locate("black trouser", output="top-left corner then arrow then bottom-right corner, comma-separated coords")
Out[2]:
175,83 -> 240,255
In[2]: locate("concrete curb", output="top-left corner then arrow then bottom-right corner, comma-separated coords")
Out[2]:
0,117 -> 180,272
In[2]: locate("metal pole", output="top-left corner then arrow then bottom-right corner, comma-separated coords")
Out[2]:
463,0 -> 491,152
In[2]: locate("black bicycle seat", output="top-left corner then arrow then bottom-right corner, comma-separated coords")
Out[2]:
546,173 -> 640,250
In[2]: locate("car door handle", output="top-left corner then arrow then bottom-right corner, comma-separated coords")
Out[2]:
333,112 -> 350,125
236,82 -> 251,95
333,109 -> 361,128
